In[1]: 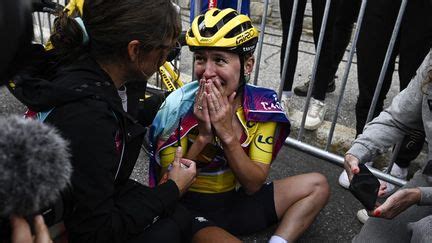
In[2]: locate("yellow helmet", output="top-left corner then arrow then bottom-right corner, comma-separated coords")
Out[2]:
186,8 -> 259,55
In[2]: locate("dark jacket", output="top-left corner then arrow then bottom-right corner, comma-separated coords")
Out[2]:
11,45 -> 182,242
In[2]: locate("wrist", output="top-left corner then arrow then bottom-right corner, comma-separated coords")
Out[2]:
221,135 -> 238,148
409,188 -> 422,204
196,134 -> 212,144
345,153 -> 360,162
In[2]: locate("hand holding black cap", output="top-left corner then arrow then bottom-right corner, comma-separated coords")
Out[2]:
349,163 -> 380,210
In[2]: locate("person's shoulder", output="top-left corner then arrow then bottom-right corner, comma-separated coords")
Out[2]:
47,97 -> 116,128
245,84 -> 276,93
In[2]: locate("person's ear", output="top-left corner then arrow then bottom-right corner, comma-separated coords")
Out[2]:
127,40 -> 141,62
244,55 -> 255,74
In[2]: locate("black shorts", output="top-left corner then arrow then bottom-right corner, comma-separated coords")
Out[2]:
180,182 -> 277,236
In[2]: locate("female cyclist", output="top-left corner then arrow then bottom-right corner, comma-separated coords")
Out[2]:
151,8 -> 330,243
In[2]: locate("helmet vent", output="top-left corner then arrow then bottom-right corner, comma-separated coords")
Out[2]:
225,25 -> 242,38
197,15 -> 205,25
187,29 -> 195,38
201,26 -> 219,37
225,21 -> 251,38
222,12 -> 237,25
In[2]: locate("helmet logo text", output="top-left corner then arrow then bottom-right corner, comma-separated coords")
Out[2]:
236,29 -> 255,45
200,38 -> 212,42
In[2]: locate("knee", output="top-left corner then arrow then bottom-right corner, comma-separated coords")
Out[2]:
309,173 -> 330,200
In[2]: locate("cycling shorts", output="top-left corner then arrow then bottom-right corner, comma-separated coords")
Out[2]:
180,182 -> 277,236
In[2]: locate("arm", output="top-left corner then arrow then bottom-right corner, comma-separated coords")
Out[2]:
205,80 -> 272,194
185,135 -> 211,160
372,187 -> 421,219
419,187 -> 432,206
347,52 -> 429,163
49,100 -> 182,243
221,122 -> 275,194
222,139 -> 269,194
185,79 -> 214,160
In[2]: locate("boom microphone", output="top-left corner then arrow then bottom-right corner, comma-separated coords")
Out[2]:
0,115 -> 72,217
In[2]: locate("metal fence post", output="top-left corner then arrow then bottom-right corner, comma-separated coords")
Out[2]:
237,0 -> 243,13
325,0 -> 368,150
298,0 -> 332,141
365,0 -> 408,124
286,137 -> 407,186
278,0 -> 300,99
253,0 -> 270,86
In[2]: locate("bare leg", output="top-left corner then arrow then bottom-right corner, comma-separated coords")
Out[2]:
273,172 -> 330,241
192,226 -> 242,243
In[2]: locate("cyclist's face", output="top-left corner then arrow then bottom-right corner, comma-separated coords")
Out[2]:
194,50 -> 241,96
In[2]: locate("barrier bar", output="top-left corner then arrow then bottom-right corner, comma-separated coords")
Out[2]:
298,0 -> 332,140
285,137 -> 407,186
278,0 -> 300,99
253,0 -> 270,85
192,0 -> 202,80
37,12 -> 44,43
365,0 -> 407,124
325,0 -> 368,150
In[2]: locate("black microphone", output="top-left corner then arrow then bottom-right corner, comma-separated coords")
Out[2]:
0,115 -> 72,218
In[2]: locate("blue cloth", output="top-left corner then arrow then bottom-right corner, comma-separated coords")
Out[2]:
149,81 -> 199,144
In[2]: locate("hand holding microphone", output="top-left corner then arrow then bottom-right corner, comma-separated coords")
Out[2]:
10,215 -> 51,243
0,115 -> 72,241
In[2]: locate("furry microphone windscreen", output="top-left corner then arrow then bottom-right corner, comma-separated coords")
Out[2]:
0,115 -> 72,217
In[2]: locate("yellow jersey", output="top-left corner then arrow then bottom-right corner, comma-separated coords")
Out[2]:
160,107 -> 276,193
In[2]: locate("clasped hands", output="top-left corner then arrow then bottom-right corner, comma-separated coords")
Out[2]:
344,154 -> 421,219
194,78 -> 237,145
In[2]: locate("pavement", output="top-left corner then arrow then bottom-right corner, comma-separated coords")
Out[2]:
0,10 -> 424,243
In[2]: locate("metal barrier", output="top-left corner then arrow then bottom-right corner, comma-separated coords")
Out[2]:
275,0 -> 414,186
326,0 -> 367,150
32,0 -> 69,43
287,138 -> 406,186
32,0 -> 415,187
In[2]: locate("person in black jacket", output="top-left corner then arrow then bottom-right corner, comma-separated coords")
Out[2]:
9,0 -> 197,242
1,1 -> 54,243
